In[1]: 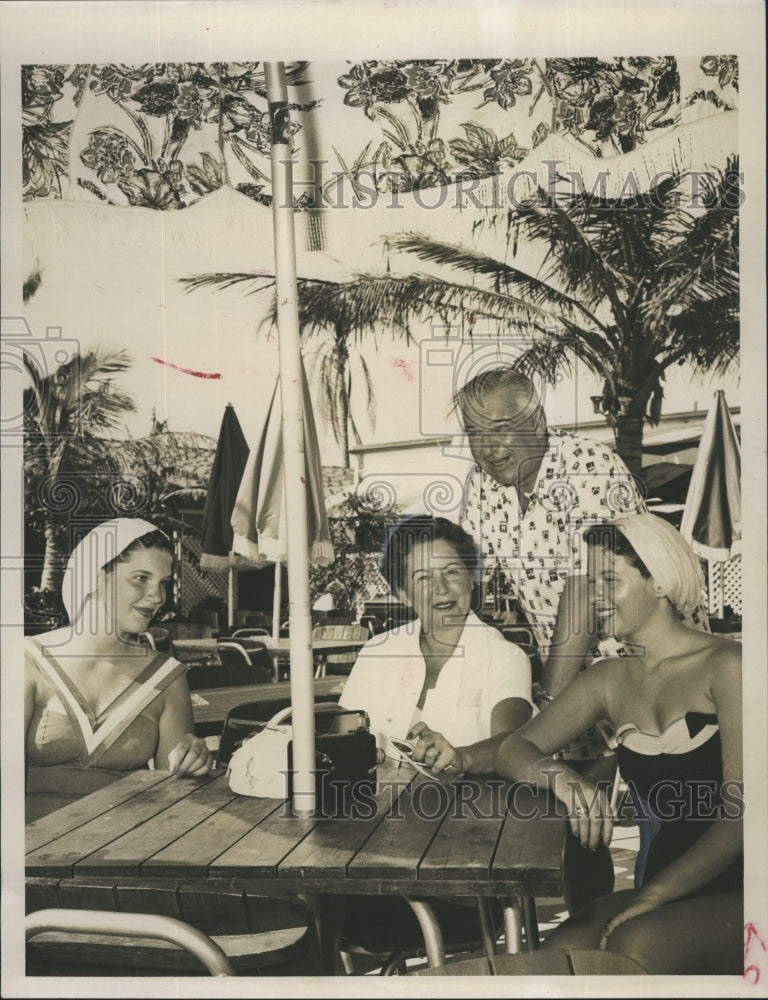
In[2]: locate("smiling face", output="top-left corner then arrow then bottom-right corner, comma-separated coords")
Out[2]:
101,546 -> 173,639
587,545 -> 660,642
461,381 -> 549,494
398,537 -> 474,634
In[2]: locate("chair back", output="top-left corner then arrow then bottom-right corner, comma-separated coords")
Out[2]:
147,626 -> 174,653
217,642 -> 273,686
216,695 -> 342,768
359,614 -> 384,637
164,619 -> 214,641
311,624 -> 368,675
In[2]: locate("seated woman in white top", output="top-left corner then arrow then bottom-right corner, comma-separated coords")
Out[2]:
334,515 -> 534,966
340,514 -> 533,776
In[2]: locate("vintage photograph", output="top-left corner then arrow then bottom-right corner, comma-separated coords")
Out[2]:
1,2 -> 765,996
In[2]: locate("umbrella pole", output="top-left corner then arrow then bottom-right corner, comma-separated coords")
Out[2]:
228,567 -> 235,630
272,560 -> 281,643
265,62 -> 316,815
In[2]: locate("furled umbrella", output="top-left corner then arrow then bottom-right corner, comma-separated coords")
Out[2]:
230,355 -> 335,621
680,389 -> 741,617
199,403 -> 252,628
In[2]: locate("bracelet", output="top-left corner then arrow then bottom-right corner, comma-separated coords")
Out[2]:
536,686 -> 555,704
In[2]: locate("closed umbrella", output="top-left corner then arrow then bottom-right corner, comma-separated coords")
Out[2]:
680,389 -> 741,617
199,403 -> 251,628
230,355 -> 335,603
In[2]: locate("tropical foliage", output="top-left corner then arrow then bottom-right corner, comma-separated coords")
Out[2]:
23,347 -> 218,626
23,346 -> 137,600
310,490 -> 398,614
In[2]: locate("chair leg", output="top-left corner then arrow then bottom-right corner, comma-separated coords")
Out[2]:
401,897 -> 446,968
476,897 -> 498,971
502,898 -> 524,954
521,895 -> 540,950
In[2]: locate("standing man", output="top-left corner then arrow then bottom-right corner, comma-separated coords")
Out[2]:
458,367 -> 657,702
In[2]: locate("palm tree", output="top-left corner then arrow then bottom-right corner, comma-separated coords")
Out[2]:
24,347 -> 137,595
315,158 -> 739,475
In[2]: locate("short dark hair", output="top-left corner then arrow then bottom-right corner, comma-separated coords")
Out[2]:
583,522 -> 650,578
102,530 -> 174,574
380,515 -> 482,608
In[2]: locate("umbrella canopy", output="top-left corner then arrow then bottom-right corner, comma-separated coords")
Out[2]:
199,403 -> 250,571
231,358 -> 334,569
680,389 -> 741,562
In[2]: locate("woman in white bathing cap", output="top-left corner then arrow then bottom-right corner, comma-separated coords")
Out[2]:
495,513 -> 743,975
25,518 -> 211,821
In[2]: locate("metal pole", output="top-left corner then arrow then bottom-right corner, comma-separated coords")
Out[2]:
272,559 -> 282,643
265,62 -> 316,814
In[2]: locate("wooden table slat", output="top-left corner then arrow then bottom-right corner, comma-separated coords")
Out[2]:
418,778 -> 509,881
25,769 -> 168,853
143,780 -> 284,878
210,804 -> 319,879
25,772 -> 216,879
277,775 -> 414,879
346,772 -> 457,880
492,784 -> 565,893
76,776 -> 242,877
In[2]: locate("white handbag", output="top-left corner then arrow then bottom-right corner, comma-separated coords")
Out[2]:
226,705 -> 378,803
227,706 -> 295,799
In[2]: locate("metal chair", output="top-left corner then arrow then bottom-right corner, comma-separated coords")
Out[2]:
232,627 -> 270,638
217,641 -> 273,685
336,896 -> 510,976
359,614 -> 385,637
26,886 -> 325,976
311,624 -> 368,678
25,908 -> 234,976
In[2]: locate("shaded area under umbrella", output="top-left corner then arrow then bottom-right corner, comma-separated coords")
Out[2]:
680,389 -> 741,616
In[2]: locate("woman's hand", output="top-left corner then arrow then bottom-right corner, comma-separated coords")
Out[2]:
567,782 -> 614,851
408,722 -> 465,777
167,733 -> 212,777
599,885 -> 667,949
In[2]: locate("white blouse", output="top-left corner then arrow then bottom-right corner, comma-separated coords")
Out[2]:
339,612 -> 532,750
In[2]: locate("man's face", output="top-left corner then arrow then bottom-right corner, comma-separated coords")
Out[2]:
461,382 -> 548,491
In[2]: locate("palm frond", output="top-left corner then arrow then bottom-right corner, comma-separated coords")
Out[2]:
180,272 -> 276,296
388,233 -> 608,332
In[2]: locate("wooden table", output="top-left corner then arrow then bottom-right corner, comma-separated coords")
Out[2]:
191,676 -> 345,731
26,767 -> 567,973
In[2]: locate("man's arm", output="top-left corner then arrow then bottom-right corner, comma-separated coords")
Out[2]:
540,573 -> 598,698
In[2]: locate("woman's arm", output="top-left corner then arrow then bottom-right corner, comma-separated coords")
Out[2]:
154,674 -> 212,776
24,649 -> 39,749
601,645 -> 743,944
410,695 -> 532,776
495,664 -> 615,849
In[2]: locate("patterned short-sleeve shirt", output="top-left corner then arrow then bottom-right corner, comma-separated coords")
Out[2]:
461,430 -> 709,659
